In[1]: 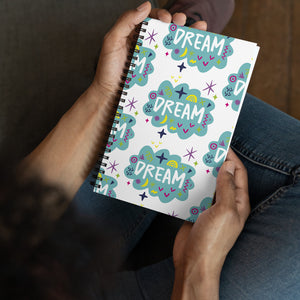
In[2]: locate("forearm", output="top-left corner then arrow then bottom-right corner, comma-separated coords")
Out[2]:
22,84 -> 113,199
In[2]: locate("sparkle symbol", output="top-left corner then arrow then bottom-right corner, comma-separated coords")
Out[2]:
199,99 -> 206,106
139,192 -> 148,201
127,181 -> 131,185
154,44 -> 158,49
116,174 -> 120,178
217,59 -> 221,64
145,29 -> 158,45
225,103 -> 229,107
176,87 -> 187,99
168,211 -> 178,217
141,49 -> 147,55
158,129 -> 167,138
125,97 -> 138,111
206,169 -> 210,174
200,206 -> 206,212
145,118 -> 149,123
213,95 -> 218,100
135,111 -> 138,116
203,80 -> 216,95
180,165 -> 186,171
107,160 -> 119,173
156,152 -> 168,164
177,62 -> 186,72
165,52 -> 169,56
194,161 -> 198,166
183,147 -> 197,161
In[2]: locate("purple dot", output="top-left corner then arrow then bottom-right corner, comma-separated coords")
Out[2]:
235,100 -> 240,105
136,179 -> 141,184
175,49 -> 179,54
155,116 -> 160,121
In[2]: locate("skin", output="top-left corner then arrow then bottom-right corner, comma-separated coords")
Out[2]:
22,2 -> 250,299
172,149 -> 250,299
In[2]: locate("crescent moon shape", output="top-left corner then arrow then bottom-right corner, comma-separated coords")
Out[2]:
141,178 -> 149,187
160,114 -> 168,124
180,47 -> 188,57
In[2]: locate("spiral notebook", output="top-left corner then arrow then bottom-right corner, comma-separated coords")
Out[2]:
93,18 -> 259,222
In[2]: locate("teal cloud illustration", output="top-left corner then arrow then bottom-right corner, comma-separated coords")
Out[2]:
107,113 -> 136,152
94,172 -> 117,198
202,131 -> 232,177
163,23 -> 234,72
124,145 -> 196,203
186,197 -> 213,223
143,80 -> 215,139
125,39 -> 155,89
222,63 -> 251,111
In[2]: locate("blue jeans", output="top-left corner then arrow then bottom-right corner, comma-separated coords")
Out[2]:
73,93 -> 300,299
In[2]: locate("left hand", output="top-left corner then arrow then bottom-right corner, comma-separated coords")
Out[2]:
22,2 -> 207,200
90,1 -> 207,109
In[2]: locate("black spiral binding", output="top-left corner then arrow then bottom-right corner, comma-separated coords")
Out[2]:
91,20 -> 149,190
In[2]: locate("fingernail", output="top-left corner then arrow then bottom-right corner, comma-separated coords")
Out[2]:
200,21 -> 207,30
137,1 -> 148,11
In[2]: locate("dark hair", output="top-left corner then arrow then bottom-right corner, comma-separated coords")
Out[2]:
0,159 -> 120,299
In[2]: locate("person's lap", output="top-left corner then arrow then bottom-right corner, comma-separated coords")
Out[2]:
73,93 -> 300,299
219,94 -> 300,299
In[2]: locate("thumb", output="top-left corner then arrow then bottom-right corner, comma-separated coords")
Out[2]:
106,1 -> 151,42
215,161 -> 237,208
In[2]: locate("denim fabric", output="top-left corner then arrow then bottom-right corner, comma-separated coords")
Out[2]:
73,93 -> 300,299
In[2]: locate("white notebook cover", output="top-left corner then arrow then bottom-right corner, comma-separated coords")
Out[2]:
94,18 -> 259,222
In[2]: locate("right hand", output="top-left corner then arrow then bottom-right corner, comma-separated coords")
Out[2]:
172,149 -> 250,299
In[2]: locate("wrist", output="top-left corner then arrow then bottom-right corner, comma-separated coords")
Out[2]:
88,81 -> 116,110
172,260 -> 221,300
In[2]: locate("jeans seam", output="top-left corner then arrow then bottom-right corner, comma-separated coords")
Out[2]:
123,210 -> 151,241
249,183 -> 293,218
231,137 -> 293,175
135,271 -> 147,300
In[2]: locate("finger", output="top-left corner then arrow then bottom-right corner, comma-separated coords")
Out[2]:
150,8 -> 172,23
172,12 -> 187,26
106,1 -> 151,42
190,21 -> 207,31
226,149 -> 248,192
216,160 -> 237,208
224,149 -> 250,220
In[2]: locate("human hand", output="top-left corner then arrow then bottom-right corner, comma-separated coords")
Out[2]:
90,1 -> 207,106
172,149 -> 250,300
22,3 -> 207,201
